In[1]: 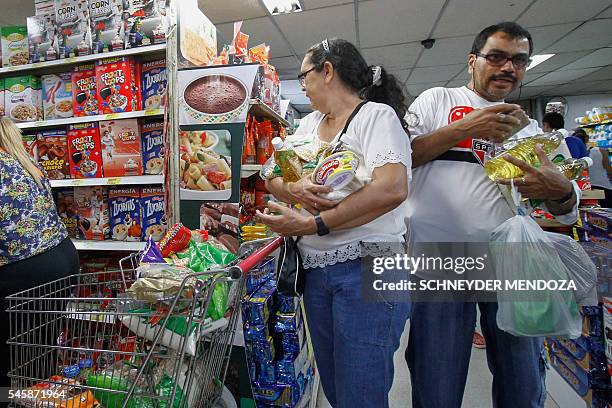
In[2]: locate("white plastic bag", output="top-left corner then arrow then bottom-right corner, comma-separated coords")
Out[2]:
490,184 -> 582,338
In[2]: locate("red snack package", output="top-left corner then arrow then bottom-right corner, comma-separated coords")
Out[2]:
95,56 -> 142,114
72,64 -> 98,117
159,223 -> 192,257
67,123 -> 103,179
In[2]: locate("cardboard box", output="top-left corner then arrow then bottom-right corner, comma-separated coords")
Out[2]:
67,122 -> 103,178
74,186 -> 109,240
1,26 -> 29,67
108,187 -> 141,241
141,59 -> 167,111
27,14 -> 59,63
54,188 -> 77,238
125,0 -> 167,48
581,209 -> 612,238
72,63 -> 98,116
37,129 -> 70,180
140,187 -> 166,241
99,118 -> 143,177
22,134 -> 39,160
141,121 -> 164,175
89,0 -> 125,53
42,72 -> 73,120
95,56 -> 141,114
54,0 -> 92,58
5,76 -> 42,122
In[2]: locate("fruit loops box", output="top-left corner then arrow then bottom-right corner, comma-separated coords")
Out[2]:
37,129 -> 70,180
42,72 -> 73,120
72,64 -> 98,116
55,188 -> 77,238
141,122 -> 164,175
109,187 -> 141,241
140,187 -> 166,241
99,119 -> 143,177
54,0 -> 92,58
74,185 -> 109,240
95,56 -> 141,114
67,122 -> 103,178
88,0 -> 125,53
141,59 -> 167,111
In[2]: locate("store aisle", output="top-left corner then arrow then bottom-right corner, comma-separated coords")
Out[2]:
316,320 -> 562,408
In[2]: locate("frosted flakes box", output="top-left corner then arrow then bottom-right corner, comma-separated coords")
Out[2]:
67,122 -> 103,178
95,56 -> 142,114
89,0 -> 125,53
109,187 -> 141,241
72,63 -> 98,116
55,0 -> 93,58
27,14 -> 59,63
141,59 -> 166,111
141,121 -> 164,175
99,118 -> 143,177
37,129 -> 71,180
74,185 -> 109,240
1,26 -> 29,67
42,72 -> 73,120
140,187 -> 166,241
5,75 -> 42,122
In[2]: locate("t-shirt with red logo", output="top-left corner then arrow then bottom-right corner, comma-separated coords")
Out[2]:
405,86 -> 577,243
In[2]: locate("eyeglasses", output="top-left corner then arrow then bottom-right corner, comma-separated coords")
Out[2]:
297,66 -> 318,87
475,52 -> 531,69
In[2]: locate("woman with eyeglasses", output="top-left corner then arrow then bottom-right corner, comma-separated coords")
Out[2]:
257,38 -> 411,407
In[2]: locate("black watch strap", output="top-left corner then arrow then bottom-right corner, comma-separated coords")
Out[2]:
314,214 -> 330,236
551,188 -> 575,204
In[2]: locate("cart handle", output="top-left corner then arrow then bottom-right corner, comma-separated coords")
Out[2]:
229,236 -> 283,279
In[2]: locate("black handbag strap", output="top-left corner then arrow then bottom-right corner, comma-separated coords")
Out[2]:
337,100 -> 368,144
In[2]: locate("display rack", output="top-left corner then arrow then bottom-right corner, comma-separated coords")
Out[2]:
580,119 -> 612,128
49,174 -> 163,188
241,164 -> 263,178
250,98 -> 291,128
15,109 -> 165,130
71,239 -> 146,252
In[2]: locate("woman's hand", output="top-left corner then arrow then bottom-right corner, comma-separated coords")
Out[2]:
256,202 -> 317,236
287,176 -> 339,214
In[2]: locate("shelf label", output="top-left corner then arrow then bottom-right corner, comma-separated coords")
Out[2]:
31,63 -> 43,68
7,66 -> 16,71
145,108 -> 161,116
105,113 -> 119,120
34,121 -> 45,127
66,57 -> 77,63
72,180 -> 83,186
107,177 -> 121,185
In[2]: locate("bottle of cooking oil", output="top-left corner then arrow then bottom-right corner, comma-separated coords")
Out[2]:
556,157 -> 594,180
272,137 -> 302,182
484,131 -> 564,182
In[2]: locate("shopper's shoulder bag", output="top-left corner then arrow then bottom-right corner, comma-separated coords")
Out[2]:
276,101 -> 368,297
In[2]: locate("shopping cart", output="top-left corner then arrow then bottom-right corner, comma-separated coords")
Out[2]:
6,236 -> 283,408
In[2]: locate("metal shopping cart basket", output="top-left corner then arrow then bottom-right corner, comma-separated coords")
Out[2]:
6,237 -> 283,408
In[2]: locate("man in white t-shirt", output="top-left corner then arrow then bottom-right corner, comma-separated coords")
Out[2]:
405,22 -> 579,408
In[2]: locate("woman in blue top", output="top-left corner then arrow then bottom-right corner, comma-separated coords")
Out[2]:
0,117 -> 79,385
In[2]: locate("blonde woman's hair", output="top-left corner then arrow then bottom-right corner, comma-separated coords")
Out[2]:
0,117 -> 43,188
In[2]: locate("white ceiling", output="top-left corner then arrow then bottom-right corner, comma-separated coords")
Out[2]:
3,0 -> 611,114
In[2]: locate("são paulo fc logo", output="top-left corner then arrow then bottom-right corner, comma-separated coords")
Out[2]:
448,105 -> 474,123
448,105 -> 494,166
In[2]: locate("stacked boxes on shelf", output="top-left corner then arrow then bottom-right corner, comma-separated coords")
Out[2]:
242,257 -> 314,407
603,298 -> 612,381
575,209 -> 612,251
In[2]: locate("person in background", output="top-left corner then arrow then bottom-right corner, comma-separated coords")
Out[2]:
257,38 -> 411,407
405,22 -> 580,408
589,142 -> 612,208
0,117 -> 80,386
542,111 -> 569,137
565,127 -> 589,158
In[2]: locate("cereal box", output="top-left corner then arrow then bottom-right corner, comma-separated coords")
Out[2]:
74,186 -> 109,240
125,0 -> 167,48
5,76 -> 42,122
55,0 -> 93,58
1,26 -> 29,67
22,134 -> 39,160
140,187 -> 166,241
72,64 -> 98,116
37,129 -> 71,179
42,72 -> 73,120
0,79 -> 4,117
54,188 -> 78,238
108,187 -> 141,241
95,56 -> 142,114
99,119 -> 142,177
67,122 -> 103,178
27,14 -> 59,63
89,0 -> 124,53
141,59 -> 167,111
141,122 -> 164,175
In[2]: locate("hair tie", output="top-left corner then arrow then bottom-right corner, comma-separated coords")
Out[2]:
322,39 -> 330,53
372,66 -> 382,86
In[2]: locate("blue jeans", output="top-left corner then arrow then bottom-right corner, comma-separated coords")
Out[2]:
406,301 -> 547,408
303,258 -> 410,408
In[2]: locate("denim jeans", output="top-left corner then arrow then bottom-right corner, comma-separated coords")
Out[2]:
303,258 -> 410,408
406,301 -> 547,408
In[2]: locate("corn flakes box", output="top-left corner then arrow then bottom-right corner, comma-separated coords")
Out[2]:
42,72 -> 73,120
141,121 -> 164,175
55,0 -> 93,58
109,187 -> 141,241
27,14 -> 59,63
125,0 -> 167,48
99,118 -> 143,177
72,63 -> 98,116
95,56 -> 142,114
1,26 -> 29,67
140,186 -> 165,241
74,185 -> 109,240
67,122 -> 103,178
89,0 -> 124,53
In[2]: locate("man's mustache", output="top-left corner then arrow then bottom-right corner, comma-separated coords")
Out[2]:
490,74 -> 517,83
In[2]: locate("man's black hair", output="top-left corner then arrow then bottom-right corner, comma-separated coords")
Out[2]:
543,112 -> 565,130
470,22 -> 534,56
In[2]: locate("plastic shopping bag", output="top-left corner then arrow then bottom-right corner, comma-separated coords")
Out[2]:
490,184 -> 581,338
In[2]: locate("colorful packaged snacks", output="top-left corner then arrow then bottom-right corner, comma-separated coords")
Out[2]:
140,187 -> 166,241
141,122 -> 165,175
141,59 -> 167,111
244,285 -> 274,325
257,360 -> 276,385
246,336 -> 275,362
95,56 -> 142,114
12,375 -> 99,408
72,64 -> 98,116
244,323 -> 269,343
275,309 -> 301,334
280,324 -> 305,359
42,72 -> 74,120
108,187 -> 141,241
139,236 -> 165,264
67,122 -> 103,178
55,0 -> 93,58
159,223 -> 192,257
245,255 -> 272,295
252,381 -> 301,408
276,346 -> 308,385
99,119 -> 143,177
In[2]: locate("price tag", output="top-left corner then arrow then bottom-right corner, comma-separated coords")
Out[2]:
107,177 -> 121,185
31,62 -> 43,69
145,108 -> 161,116
34,121 -> 45,127
7,66 -> 16,71
72,179 -> 83,186
105,113 -> 119,120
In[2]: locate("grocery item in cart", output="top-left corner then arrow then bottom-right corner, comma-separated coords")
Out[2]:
67,122 -> 103,178
55,188 -> 78,237
55,0 -> 93,58
140,186 -> 166,241
72,63 -> 98,116
95,56 -> 142,114
75,185 -> 109,240
11,375 -> 99,407
1,26 -> 29,67
38,129 -> 71,179
141,121 -> 164,175
27,14 -> 59,63
22,133 -> 39,160
109,187 -> 141,241
159,223 -> 192,257
124,0 -> 167,48
141,59 -> 167,111
5,75 -> 42,122
42,72 -> 74,119
88,0 -> 124,53
244,284 -> 274,325
99,119 -> 143,177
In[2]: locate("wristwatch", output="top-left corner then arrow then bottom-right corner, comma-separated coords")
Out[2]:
551,188 -> 575,204
314,214 -> 330,236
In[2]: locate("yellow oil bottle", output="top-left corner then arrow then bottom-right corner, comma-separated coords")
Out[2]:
272,137 -> 302,182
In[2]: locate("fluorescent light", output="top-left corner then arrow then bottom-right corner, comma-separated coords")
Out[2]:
261,0 -> 302,15
526,54 -> 555,71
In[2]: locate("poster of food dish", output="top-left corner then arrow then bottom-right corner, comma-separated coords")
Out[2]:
177,64 -> 260,126
177,0 -> 216,68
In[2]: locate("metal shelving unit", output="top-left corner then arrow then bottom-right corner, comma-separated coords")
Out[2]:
50,174 -> 163,188
16,108 -> 164,130
71,239 -> 146,251
249,98 -> 290,128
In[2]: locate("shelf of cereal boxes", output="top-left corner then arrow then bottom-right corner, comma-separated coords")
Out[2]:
249,99 -> 291,128
0,44 -> 167,77
15,108 -> 165,130
71,239 -> 146,252
50,174 -> 164,188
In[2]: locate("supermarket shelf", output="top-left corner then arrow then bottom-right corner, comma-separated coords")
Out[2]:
535,218 -> 569,229
0,44 -> 166,76
50,174 -> 164,188
581,189 -> 605,200
72,239 -> 145,251
546,366 -> 586,408
579,119 -> 612,128
249,99 -> 290,128
16,108 -> 165,130
241,164 -> 263,178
